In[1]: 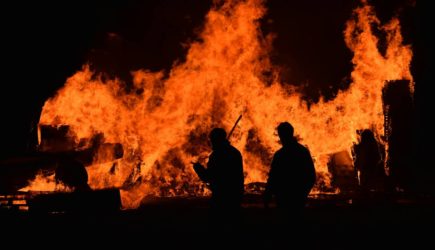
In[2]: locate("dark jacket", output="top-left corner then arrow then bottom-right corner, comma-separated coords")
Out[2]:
265,141 -> 316,207
195,142 -> 244,208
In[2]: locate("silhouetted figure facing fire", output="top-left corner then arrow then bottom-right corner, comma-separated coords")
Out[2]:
193,128 -> 244,225
264,122 -> 316,214
353,129 -> 385,192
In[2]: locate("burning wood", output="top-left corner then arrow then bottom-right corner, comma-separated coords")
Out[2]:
24,0 -> 413,209
38,125 -> 124,165
383,80 -> 414,191
0,125 -> 124,193
0,193 -> 28,211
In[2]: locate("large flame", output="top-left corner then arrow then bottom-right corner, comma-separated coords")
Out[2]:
31,0 -> 413,208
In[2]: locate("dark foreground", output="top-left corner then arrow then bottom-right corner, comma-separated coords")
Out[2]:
1,193 -> 434,249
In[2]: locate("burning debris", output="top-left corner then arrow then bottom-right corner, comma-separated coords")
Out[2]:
14,0 -> 414,209
0,124 -> 124,212
10,125 -> 125,192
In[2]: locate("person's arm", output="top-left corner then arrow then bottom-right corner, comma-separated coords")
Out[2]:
193,153 -> 217,183
264,153 -> 277,208
309,151 -> 316,186
193,162 -> 209,182
304,148 -> 316,189
237,151 -> 245,195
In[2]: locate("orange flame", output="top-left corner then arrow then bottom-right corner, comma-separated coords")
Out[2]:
19,172 -> 71,192
32,0 -> 412,208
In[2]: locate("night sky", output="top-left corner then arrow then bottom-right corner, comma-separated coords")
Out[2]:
1,0 -> 430,175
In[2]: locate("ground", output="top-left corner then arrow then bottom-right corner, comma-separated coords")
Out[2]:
1,192 -> 434,249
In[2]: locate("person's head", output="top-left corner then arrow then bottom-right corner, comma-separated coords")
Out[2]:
209,128 -> 228,150
277,122 -> 295,146
360,129 -> 374,141
360,129 -> 377,146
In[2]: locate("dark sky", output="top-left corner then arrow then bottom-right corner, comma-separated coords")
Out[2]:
0,0 -> 429,160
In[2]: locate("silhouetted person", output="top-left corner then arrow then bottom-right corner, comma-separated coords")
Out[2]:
353,129 -> 385,192
193,128 -> 244,227
264,122 -> 316,214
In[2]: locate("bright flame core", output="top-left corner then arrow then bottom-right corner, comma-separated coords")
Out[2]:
34,0 -> 412,208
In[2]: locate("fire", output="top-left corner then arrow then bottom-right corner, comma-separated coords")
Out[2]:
19,173 -> 70,192
28,0 -> 412,208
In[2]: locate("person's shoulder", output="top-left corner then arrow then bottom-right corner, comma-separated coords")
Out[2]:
274,147 -> 285,157
295,141 -> 307,150
295,142 -> 311,154
300,144 -> 315,161
229,144 -> 242,155
230,144 -> 241,153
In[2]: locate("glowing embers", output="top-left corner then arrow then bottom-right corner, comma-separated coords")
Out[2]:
0,193 -> 29,211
